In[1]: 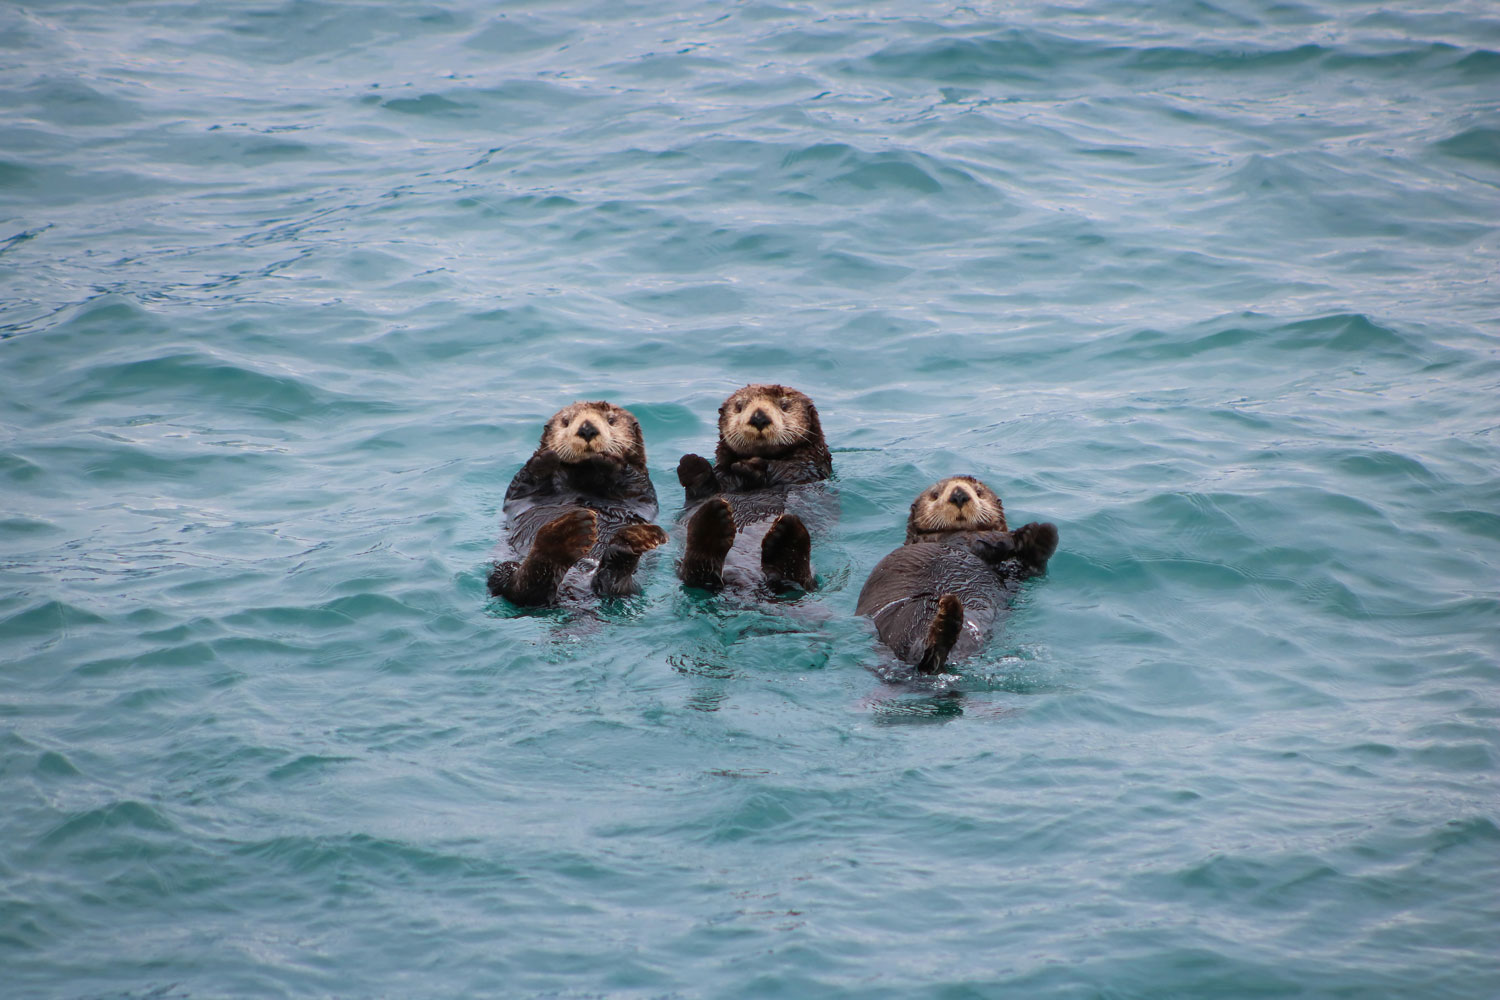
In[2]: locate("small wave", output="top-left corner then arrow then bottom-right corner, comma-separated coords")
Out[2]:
0,599 -> 108,640
776,141 -> 996,203
847,31 -> 1062,84
846,30 -> 1496,88
1091,313 -> 1429,368
380,92 -> 469,117
462,14 -> 573,56
10,76 -> 143,127
232,832 -> 518,880
1433,127 -> 1500,165
39,800 -> 177,847
1271,313 -> 1422,357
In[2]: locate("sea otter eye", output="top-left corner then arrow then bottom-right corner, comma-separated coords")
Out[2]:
778,398 -> 790,410
734,403 -> 744,413
928,491 -> 939,500
607,415 -> 617,425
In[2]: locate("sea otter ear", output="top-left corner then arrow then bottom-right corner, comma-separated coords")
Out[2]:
967,532 -> 1016,564
620,407 -> 648,469
797,393 -> 824,442
906,490 -> 926,527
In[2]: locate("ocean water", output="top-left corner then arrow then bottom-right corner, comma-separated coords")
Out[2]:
2,0 -> 1498,996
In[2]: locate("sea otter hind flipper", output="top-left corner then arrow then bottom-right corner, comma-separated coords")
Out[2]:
592,523 -> 669,597
916,593 -> 964,674
490,509 -> 598,605
681,498 -> 735,591
761,513 -> 814,592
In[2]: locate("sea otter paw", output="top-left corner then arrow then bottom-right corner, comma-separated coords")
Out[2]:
968,531 -> 1017,564
677,453 -> 718,500
729,457 -> 770,490
531,448 -> 563,476
1012,521 -> 1059,573
680,498 -> 735,591
580,452 -> 623,475
761,513 -> 814,592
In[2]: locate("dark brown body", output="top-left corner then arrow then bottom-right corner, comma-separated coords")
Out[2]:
676,384 -> 833,592
488,402 -> 666,606
857,477 -> 1057,673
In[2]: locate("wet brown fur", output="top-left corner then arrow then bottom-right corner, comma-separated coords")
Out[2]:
676,384 -> 831,592
540,401 -> 648,471
488,401 -> 663,605
858,476 -> 1057,674
906,475 -> 1006,544
711,383 -> 832,482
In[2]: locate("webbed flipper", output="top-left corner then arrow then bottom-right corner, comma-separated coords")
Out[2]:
680,498 -> 735,591
592,522 -> 669,597
915,593 -> 964,675
488,509 -> 598,606
760,513 -> 814,592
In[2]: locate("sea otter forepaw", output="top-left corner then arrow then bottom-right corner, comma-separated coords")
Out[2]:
724,457 -> 770,491
1012,521 -> 1059,573
530,449 -> 563,478
677,453 -> 718,499
969,531 -> 1017,564
584,451 -> 622,470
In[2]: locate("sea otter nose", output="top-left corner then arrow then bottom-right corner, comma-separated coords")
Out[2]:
576,421 -> 599,442
951,490 -> 970,509
748,409 -> 772,431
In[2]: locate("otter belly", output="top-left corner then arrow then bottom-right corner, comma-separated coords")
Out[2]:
856,544 -> 1005,664
678,481 -> 837,590
502,495 -> 658,564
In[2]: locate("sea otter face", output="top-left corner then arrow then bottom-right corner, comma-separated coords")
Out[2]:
541,401 -> 644,466
908,476 -> 1006,536
718,384 -> 818,458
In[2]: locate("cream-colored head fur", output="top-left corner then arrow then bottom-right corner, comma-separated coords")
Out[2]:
907,476 -> 1006,539
717,384 -> 818,458
541,401 -> 646,467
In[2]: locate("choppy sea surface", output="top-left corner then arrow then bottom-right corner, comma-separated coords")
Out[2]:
3,1 -> 1499,997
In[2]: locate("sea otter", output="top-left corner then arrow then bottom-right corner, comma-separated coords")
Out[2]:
675,383 -> 833,592
487,401 -> 667,606
856,476 -> 1057,673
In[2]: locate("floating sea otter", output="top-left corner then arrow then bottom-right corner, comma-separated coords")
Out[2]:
487,401 -> 667,606
856,476 -> 1057,673
675,383 -> 833,593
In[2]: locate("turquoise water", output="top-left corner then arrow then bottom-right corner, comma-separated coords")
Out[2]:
3,1 -> 1499,996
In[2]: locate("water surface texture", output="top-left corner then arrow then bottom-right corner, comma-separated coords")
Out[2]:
3,1 -> 1499,997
